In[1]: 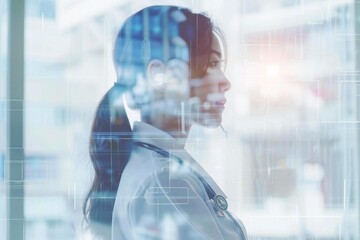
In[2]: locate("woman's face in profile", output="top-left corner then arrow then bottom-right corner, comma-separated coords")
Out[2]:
190,34 -> 231,127
143,33 -> 230,132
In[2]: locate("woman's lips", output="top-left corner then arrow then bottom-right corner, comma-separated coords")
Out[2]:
205,93 -> 226,108
215,99 -> 226,107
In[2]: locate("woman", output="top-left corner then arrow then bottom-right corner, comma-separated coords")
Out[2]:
83,5 -> 247,240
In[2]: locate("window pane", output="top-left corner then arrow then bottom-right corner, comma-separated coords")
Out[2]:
24,0 -> 110,239
0,0 -> 8,239
24,0 -> 75,239
22,0 -> 360,239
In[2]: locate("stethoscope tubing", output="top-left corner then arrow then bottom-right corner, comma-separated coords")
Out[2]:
133,141 -> 247,240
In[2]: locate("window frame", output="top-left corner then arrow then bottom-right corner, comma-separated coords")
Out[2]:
6,1 -> 25,240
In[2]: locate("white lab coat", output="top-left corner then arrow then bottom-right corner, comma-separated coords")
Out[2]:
112,121 -> 247,240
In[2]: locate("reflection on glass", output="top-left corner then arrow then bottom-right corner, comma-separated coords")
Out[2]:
222,1 -> 359,239
15,0 -> 360,239
25,0 -> 75,239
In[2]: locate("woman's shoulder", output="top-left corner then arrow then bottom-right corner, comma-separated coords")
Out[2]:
120,144 -> 207,200
117,145 -> 159,196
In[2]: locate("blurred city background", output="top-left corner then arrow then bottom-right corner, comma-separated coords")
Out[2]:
1,0 -> 359,239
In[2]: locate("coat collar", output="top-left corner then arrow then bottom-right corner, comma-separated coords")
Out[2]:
132,121 -> 227,198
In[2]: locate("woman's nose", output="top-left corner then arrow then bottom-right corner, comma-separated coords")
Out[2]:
219,74 -> 231,93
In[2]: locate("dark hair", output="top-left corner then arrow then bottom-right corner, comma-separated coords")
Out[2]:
82,85 -> 132,237
83,5 -> 226,238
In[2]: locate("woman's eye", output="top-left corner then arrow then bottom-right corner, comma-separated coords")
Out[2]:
209,60 -> 222,68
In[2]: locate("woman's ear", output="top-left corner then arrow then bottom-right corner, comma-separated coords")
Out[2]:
147,59 -> 166,90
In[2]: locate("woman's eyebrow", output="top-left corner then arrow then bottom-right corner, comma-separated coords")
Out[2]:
210,50 -> 222,59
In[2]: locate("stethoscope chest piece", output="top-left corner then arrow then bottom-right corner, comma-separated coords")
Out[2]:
214,194 -> 228,211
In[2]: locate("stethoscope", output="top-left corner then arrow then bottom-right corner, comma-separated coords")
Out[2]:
133,141 -> 247,240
